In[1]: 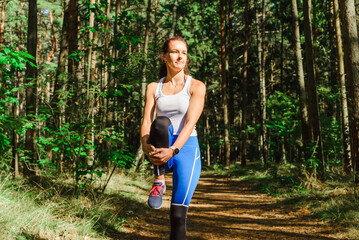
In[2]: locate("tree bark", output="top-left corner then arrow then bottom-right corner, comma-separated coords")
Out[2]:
12,71 -> 20,178
0,1 -> 6,47
68,0 -> 78,86
52,0 -> 70,173
24,0 -> 38,176
112,0 -> 121,125
154,0 -> 158,71
340,0 -> 359,181
241,0 -> 250,167
333,0 -> 351,172
0,1 -> 6,88
228,0 -> 234,128
291,0 -> 311,160
47,11 -> 58,62
101,0 -> 112,170
87,0 -> 98,165
133,0 -> 151,172
257,0 -> 267,165
169,0 -> 178,37
199,0 -> 210,166
303,0 -> 324,175
220,0 -> 230,167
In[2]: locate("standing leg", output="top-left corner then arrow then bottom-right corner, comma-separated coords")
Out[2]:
170,137 -> 201,239
170,205 -> 188,240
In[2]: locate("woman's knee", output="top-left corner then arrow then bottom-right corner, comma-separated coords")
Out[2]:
149,116 -> 172,148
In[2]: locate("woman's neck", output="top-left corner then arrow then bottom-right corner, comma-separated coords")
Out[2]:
165,70 -> 186,86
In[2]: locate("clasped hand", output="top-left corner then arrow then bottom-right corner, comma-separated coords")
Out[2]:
143,143 -> 173,166
149,148 -> 174,166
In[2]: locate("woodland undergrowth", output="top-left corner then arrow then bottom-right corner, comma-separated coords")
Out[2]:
0,170 -> 152,240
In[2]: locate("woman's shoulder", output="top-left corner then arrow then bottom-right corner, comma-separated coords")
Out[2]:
147,79 -> 162,89
189,78 -> 206,93
146,81 -> 160,97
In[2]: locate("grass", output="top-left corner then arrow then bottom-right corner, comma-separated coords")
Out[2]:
2,162 -> 358,239
0,171 -> 153,239
207,161 -> 359,239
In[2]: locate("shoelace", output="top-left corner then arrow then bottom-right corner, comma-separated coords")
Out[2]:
148,184 -> 163,197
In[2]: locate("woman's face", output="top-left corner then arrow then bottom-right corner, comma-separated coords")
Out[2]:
163,40 -> 188,72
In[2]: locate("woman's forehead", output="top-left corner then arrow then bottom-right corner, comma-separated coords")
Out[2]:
168,40 -> 187,50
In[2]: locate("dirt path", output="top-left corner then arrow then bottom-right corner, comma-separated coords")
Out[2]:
121,173 -> 349,240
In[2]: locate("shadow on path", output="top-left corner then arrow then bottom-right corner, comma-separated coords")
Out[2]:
118,173 -> 348,240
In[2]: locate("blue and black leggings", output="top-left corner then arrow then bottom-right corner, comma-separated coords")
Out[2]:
148,116 -> 201,239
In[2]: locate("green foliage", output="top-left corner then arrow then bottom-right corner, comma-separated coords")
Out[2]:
0,46 -> 36,170
266,91 -> 301,164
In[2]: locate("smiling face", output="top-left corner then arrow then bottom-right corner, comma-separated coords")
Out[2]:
162,40 -> 188,73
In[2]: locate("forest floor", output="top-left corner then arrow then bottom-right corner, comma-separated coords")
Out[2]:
119,173 -> 350,240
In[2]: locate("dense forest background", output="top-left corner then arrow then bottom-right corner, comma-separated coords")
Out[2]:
0,0 -> 359,190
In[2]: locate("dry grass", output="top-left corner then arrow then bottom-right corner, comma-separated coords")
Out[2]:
0,171 -> 153,239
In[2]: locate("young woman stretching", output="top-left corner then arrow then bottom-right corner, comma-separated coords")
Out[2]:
140,36 -> 206,239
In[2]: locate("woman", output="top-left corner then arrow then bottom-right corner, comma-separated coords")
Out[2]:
140,36 -> 206,239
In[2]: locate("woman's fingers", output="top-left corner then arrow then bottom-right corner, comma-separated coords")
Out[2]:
149,148 -> 173,166
149,152 -> 168,165
149,156 -> 164,166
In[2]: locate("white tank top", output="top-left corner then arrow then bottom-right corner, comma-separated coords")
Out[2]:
155,76 -> 197,136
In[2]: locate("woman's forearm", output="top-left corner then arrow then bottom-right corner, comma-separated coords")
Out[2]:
171,123 -> 195,150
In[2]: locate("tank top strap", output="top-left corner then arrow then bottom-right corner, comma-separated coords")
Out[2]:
184,75 -> 192,97
155,77 -> 166,99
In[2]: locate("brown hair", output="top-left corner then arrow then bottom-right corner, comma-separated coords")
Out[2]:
159,36 -> 190,78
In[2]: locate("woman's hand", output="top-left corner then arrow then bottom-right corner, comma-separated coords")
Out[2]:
149,148 -> 174,166
142,142 -> 156,156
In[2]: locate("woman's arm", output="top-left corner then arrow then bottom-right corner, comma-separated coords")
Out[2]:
141,82 -> 157,155
150,79 -> 206,165
172,79 -> 206,150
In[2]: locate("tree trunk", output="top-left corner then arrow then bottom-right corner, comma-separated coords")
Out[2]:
220,0 -> 230,167
154,0 -> 158,71
312,0 -> 321,105
101,0 -> 112,170
0,1 -> 6,87
112,0 -> 121,125
133,0 -> 151,172
169,0 -> 178,37
37,10 -> 42,138
87,0 -> 97,165
53,0 -> 70,173
227,0 -> 236,162
0,1 -> 6,47
241,0 -> 250,167
199,0 -> 210,166
291,0 -> 311,161
47,11 -> 58,62
280,1 -> 284,84
227,0 -> 234,128
24,0 -> 38,176
334,0 -> 351,173
303,0 -> 324,175
257,0 -> 267,165
340,0 -> 359,181
68,0 -> 78,87
12,71 -> 20,178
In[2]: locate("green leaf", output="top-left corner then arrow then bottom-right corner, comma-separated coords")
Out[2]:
52,147 -> 60,152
